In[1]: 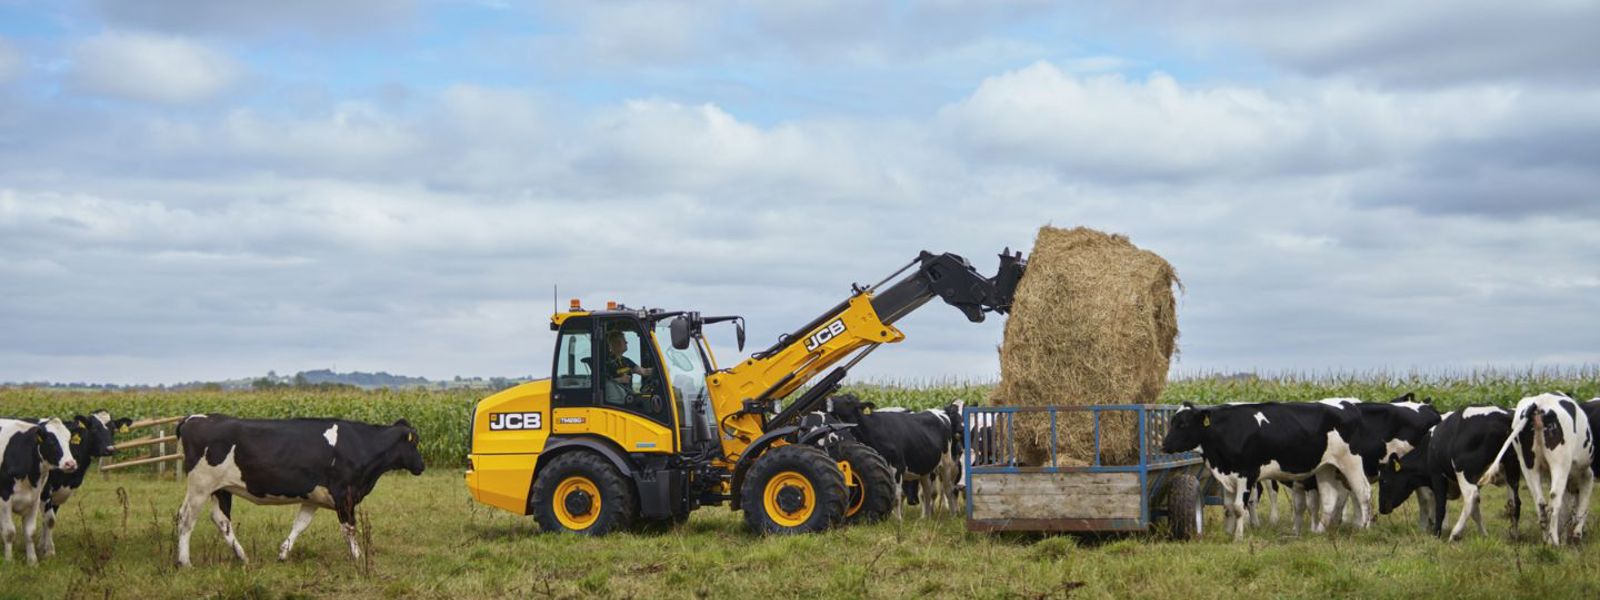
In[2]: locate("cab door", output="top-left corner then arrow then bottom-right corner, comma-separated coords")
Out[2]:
548,315 -> 678,453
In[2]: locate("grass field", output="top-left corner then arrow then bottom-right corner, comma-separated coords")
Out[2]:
4,370 -> 1600,598
2,470 -> 1599,599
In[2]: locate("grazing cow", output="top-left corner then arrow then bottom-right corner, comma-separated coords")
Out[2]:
826,395 -> 959,518
1378,407 -> 1523,540
1292,394 -> 1441,530
1161,401 -> 1370,541
174,415 -> 425,567
1479,392 -> 1595,545
1,418 -> 76,565
900,402 -> 968,512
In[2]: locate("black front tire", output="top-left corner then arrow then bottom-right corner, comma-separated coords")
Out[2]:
827,441 -> 896,524
531,451 -> 637,536
1168,473 -> 1203,541
741,444 -> 847,535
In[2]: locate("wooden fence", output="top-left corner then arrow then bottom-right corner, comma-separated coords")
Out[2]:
100,415 -> 186,477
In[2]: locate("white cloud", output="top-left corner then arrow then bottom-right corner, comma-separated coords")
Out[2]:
937,61 -> 1523,180
1110,0 -> 1600,86
69,33 -> 240,104
3,42 -> 1599,384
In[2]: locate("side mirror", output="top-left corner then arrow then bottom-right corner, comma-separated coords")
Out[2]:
735,318 -> 746,352
670,316 -> 692,350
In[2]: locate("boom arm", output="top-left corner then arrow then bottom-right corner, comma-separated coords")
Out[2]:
705,249 -> 1026,463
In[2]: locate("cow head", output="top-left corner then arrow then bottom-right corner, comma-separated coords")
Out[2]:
1378,447 -> 1429,515
36,417 -> 78,473
944,400 -> 965,442
1160,402 -> 1208,454
94,409 -> 135,436
390,419 -> 425,475
69,414 -> 118,458
825,394 -> 875,424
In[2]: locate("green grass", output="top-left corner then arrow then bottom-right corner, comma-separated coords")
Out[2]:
3,471 -> 1599,599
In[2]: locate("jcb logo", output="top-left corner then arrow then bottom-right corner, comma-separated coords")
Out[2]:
488,412 -> 542,431
804,319 -> 847,352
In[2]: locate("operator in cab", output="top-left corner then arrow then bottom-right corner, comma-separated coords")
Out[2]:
605,329 -> 655,383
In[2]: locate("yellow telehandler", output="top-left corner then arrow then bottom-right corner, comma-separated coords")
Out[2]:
465,249 -> 1025,534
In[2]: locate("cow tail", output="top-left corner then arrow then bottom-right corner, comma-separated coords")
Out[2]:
1478,410 -> 1526,487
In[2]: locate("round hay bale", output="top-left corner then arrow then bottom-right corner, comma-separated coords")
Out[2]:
993,226 -> 1180,466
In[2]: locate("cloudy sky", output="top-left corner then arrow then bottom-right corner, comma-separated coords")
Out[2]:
1,1 -> 1596,385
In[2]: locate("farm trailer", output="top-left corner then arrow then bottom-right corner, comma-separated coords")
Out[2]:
962,404 -> 1215,538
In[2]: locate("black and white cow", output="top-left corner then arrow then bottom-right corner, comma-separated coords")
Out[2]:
1379,407 -> 1524,540
1,418 -> 76,565
1376,409 -> 1523,540
1291,394 -> 1441,530
896,402 -> 968,512
1161,401 -> 1370,541
825,395 -> 959,518
38,411 -> 128,557
1478,392 -> 1595,546
174,415 -> 425,566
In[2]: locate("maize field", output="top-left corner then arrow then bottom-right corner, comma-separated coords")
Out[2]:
2,366 -> 1595,469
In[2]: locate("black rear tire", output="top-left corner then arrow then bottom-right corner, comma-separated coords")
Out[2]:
827,441 -> 896,524
741,444 -> 847,535
1168,473 -> 1203,541
531,451 -> 636,536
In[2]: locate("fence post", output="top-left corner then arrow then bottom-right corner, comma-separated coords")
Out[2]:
156,427 -> 167,478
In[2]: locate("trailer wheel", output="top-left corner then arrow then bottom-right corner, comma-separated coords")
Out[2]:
1168,473 -> 1203,541
827,441 -> 895,524
531,452 -> 636,536
741,444 -> 847,535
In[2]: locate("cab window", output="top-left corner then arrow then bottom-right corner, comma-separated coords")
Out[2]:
598,320 -> 672,426
551,318 -> 596,408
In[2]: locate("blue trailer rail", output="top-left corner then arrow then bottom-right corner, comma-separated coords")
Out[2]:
962,404 -> 1210,534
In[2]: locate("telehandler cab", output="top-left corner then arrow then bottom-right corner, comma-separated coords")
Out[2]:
465,249 -> 1026,535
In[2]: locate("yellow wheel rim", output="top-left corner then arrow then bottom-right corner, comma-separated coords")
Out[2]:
841,461 -> 865,518
553,476 -> 602,530
762,471 -> 816,527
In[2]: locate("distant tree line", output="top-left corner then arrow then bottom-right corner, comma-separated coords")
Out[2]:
6,368 -> 534,392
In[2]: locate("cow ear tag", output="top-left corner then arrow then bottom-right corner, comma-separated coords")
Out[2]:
863,407 -> 873,415
71,433 -> 81,445
1202,415 -> 1210,427
1393,460 -> 1401,472
118,424 -> 129,433
407,432 -> 416,443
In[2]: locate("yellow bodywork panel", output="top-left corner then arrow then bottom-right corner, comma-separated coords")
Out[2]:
465,380 -> 551,514
466,453 -> 541,514
552,407 -> 676,453
465,377 -> 679,516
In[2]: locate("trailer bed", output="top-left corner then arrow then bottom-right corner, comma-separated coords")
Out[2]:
963,404 -> 1210,534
